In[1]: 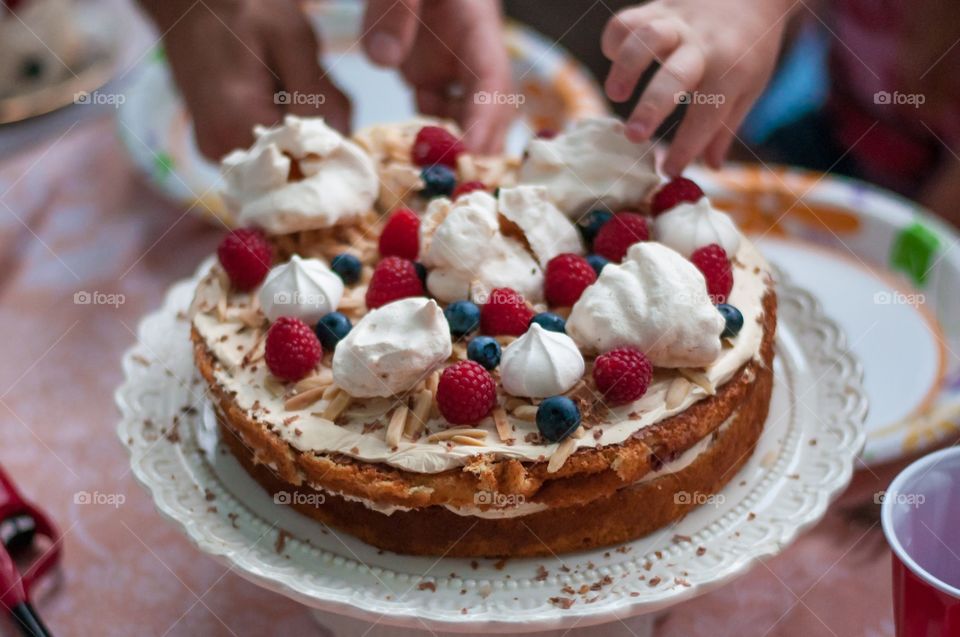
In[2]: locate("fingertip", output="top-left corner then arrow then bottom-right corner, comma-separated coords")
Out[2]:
365,31 -> 404,67
625,121 -> 651,143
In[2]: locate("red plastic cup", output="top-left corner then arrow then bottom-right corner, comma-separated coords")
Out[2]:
881,447 -> 960,636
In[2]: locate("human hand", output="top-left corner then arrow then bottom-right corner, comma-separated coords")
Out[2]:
361,0 -> 514,153
602,0 -> 795,175
140,0 -> 351,161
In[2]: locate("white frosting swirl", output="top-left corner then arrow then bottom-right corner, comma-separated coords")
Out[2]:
332,297 -> 452,398
518,117 -> 660,216
567,242 -> 725,367
653,197 -> 742,258
257,255 -> 343,324
497,185 -> 584,266
500,324 -> 585,398
221,115 -> 378,234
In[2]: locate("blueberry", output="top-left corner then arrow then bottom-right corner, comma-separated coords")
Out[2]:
717,303 -> 744,338
467,336 -> 501,370
331,253 -> 362,285
586,254 -> 609,276
530,312 -> 566,333
579,209 -> 613,244
315,312 -> 352,350
413,261 -> 427,286
536,396 -> 581,443
444,300 -> 481,337
421,165 -> 457,198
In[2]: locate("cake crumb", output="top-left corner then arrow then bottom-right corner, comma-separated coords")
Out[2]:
696,547 -> 707,556
549,597 -> 575,609
417,581 -> 436,592
535,565 -> 549,581
672,534 -> 692,544
648,576 -> 662,587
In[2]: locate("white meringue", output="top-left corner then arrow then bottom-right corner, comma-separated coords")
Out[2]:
332,298 -> 452,398
500,324 -> 585,398
258,255 -> 344,324
653,197 -> 742,258
221,116 -> 378,234
567,242 -> 725,368
498,185 -> 584,267
518,117 -> 660,216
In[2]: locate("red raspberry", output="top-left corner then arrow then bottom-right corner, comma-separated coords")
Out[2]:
544,254 -> 597,307
265,317 -> 322,381
593,347 -> 653,405
365,256 -> 425,309
411,126 -> 464,168
480,288 -> 534,336
592,212 -> 649,262
217,228 -> 273,291
436,361 -> 497,424
651,177 -> 704,216
690,244 -> 733,303
451,180 -> 486,200
379,208 -> 420,260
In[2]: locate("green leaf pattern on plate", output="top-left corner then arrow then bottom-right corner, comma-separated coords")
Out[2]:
891,222 -> 940,287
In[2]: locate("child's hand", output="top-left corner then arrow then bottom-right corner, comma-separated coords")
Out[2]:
602,0 -> 794,174
141,0 -> 351,161
361,0 -> 514,153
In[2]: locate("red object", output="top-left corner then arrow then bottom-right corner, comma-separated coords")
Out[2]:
650,177 -> 704,216
480,288 -> 534,336
451,181 -> 486,200
411,126 -> 464,168
690,243 -> 733,303
544,254 -> 596,307
593,347 -> 653,405
892,553 -> 960,636
217,228 -> 273,291
264,317 -> 322,381
364,256 -> 425,309
378,208 -> 420,260
592,212 -> 649,262
436,361 -> 497,424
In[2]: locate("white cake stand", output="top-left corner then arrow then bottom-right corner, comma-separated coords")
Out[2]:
116,266 -> 867,635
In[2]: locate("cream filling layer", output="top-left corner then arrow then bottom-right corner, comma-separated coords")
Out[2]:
192,240 -> 770,475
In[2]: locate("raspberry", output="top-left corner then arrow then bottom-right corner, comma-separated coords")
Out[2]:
544,253 -> 597,307
379,208 -> 420,260
365,256 -> 425,309
265,317 -> 322,381
436,361 -> 497,424
452,180 -> 486,200
690,244 -> 733,303
593,347 -> 653,405
651,177 -> 704,216
480,288 -> 534,336
217,228 -> 272,291
411,125 -> 464,168
592,212 -> 649,262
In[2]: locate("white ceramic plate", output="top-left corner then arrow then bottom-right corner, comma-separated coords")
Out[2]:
115,264 -> 866,633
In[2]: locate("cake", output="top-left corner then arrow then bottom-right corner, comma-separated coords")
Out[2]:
190,115 -> 776,557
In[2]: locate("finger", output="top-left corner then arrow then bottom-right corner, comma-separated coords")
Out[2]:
457,17 -> 514,152
662,90 -> 734,176
705,100 -> 752,168
625,43 -> 705,142
604,19 -> 681,103
416,86 -> 451,119
362,0 -> 422,67
601,7 -> 654,59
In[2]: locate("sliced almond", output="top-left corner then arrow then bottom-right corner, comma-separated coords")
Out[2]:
451,435 -> 486,447
385,404 -> 408,448
665,377 -> 692,409
293,369 -> 334,393
263,376 -> 285,398
512,405 -> 539,422
547,438 -> 577,473
321,384 -> 341,401
284,385 -> 328,411
679,368 -> 716,396
426,428 -> 487,443
322,389 -> 352,422
504,397 -> 528,412
492,407 -> 513,442
406,390 -> 433,438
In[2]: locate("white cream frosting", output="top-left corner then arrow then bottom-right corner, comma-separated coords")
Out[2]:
517,117 -> 660,216
497,185 -> 584,266
221,115 -> 378,233
420,192 -> 544,303
257,255 -> 343,324
567,242 -> 725,367
331,297 -> 452,398
500,324 -> 585,398
653,197 -> 742,258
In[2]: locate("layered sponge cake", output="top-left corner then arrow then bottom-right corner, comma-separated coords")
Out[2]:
190,115 -> 776,557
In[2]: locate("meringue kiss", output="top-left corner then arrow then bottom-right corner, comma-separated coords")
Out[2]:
500,324 -> 585,398
258,255 -> 344,324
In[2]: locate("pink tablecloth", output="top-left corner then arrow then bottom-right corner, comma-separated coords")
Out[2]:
0,115 -> 922,636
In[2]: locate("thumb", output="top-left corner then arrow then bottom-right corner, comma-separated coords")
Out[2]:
362,0 -> 422,67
